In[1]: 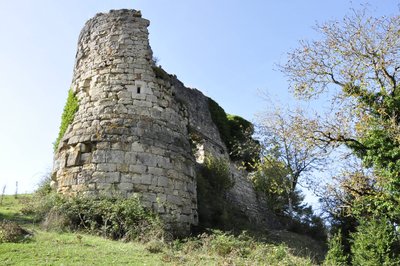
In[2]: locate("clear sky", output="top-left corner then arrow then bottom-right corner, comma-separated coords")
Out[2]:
0,0 -> 397,196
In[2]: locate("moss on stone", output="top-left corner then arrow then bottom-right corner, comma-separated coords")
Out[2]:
54,89 -> 79,151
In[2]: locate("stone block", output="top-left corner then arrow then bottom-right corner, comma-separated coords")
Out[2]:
118,182 -> 133,190
147,167 -> 164,176
105,172 -> 120,183
121,174 -> 132,183
92,150 -> 106,163
167,195 -> 182,206
139,174 -> 152,185
129,164 -> 147,174
67,150 -> 81,167
106,150 -> 125,163
157,176 -> 169,187
131,142 -> 144,152
96,163 -> 117,172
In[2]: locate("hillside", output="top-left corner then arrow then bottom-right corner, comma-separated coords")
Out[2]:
0,195 -> 325,265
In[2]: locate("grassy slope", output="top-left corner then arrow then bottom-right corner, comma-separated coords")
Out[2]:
0,195 -> 323,265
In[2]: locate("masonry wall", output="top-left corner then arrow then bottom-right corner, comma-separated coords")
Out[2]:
53,9 -> 280,236
52,9 -> 197,235
171,77 -> 280,229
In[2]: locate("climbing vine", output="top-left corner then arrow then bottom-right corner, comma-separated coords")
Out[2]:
54,89 -> 79,151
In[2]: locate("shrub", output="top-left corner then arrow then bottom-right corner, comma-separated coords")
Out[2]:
167,230 -> 314,265
209,230 -> 253,257
0,220 -> 31,243
44,195 -> 164,242
351,216 -> 400,266
227,115 -> 260,169
323,230 -> 349,266
54,89 -> 79,151
145,239 -> 166,253
23,183 -> 164,242
196,156 -> 238,229
208,98 -> 260,170
152,66 -> 170,81
208,98 -> 231,146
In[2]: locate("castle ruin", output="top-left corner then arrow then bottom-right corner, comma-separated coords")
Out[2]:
52,9 -> 276,235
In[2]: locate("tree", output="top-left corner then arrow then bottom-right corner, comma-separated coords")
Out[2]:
323,229 -> 349,266
281,8 -> 400,185
257,108 -> 328,216
351,217 -> 400,266
280,7 -> 400,263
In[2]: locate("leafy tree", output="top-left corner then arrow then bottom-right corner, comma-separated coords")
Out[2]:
252,156 -> 292,215
280,7 -> 400,263
258,108 -> 328,216
351,217 -> 400,266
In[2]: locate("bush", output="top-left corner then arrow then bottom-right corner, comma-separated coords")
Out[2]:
166,230 -> 314,265
44,195 -> 163,242
22,183 -> 164,242
227,115 -> 261,169
152,66 -> 170,81
208,98 -> 231,147
145,239 -> 166,253
208,98 -> 260,169
196,156 -> 238,229
0,220 -> 32,243
351,217 -> 400,266
323,230 -> 349,266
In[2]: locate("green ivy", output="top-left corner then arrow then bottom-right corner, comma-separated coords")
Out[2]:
54,89 -> 79,151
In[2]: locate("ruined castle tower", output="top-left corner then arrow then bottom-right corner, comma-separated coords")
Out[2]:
52,9 -> 197,233
53,9 -> 280,235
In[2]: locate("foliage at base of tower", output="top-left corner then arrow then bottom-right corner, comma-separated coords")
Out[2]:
54,89 -> 79,151
21,180 -> 163,242
196,156 -> 249,230
351,217 -> 400,266
323,230 -> 349,266
208,98 -> 260,170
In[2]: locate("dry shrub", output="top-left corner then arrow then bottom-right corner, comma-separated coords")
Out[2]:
0,220 -> 32,243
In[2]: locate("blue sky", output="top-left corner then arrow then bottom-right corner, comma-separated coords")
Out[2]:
0,0 -> 397,196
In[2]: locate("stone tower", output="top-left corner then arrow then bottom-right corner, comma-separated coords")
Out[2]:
52,9 -> 197,234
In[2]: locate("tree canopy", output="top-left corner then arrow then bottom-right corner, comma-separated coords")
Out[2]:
281,8 -> 400,263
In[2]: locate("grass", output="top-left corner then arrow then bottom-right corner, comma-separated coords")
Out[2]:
0,194 -> 34,223
0,195 -> 323,265
0,230 -> 163,265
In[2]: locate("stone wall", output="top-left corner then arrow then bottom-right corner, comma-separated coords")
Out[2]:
52,9 -> 197,235
170,77 -> 280,229
52,9 -> 280,235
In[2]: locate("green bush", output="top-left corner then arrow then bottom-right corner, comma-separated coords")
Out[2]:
208,98 -> 260,170
22,183 -> 164,242
152,66 -> 170,81
323,230 -> 349,266
45,195 -> 163,241
196,156 -> 241,229
351,217 -> 400,266
166,230 -> 314,265
54,89 -> 79,151
208,98 -> 231,147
